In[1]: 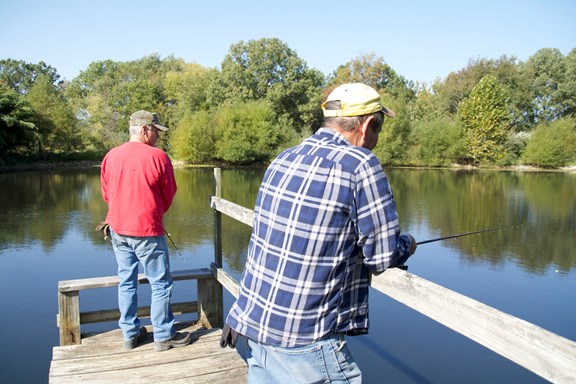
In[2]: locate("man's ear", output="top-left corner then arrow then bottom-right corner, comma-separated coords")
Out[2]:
360,116 -> 374,138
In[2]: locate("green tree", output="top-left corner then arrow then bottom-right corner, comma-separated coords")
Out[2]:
0,59 -> 60,95
66,54 -> 179,150
457,75 -> 512,164
557,48 -> 576,118
164,62 -> 216,124
408,86 -> 442,122
0,83 -> 37,159
432,56 -> 526,126
66,59 -> 125,149
372,95 -> 412,165
25,75 -> 81,156
409,117 -> 463,167
521,118 -> 576,168
169,110 -> 215,163
214,100 -> 293,164
208,38 -> 325,134
521,48 -> 568,123
328,53 -> 415,102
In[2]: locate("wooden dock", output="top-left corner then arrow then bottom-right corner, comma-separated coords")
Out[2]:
49,168 -> 576,383
49,321 -> 247,383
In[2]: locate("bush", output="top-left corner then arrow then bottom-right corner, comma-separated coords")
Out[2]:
214,101 -> 293,164
169,111 -> 215,163
373,97 -> 412,165
521,118 -> 576,168
408,117 -> 463,167
497,131 -> 531,166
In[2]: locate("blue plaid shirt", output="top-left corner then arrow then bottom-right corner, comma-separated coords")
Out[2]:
226,128 -> 412,347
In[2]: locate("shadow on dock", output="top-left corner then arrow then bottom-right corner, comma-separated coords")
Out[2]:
49,321 -> 248,383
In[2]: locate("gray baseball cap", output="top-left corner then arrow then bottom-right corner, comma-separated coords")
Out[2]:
129,110 -> 168,131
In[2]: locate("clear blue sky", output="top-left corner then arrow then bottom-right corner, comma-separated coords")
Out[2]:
1,0 -> 574,85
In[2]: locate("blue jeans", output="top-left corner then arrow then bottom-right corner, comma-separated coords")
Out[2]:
245,334 -> 362,384
110,230 -> 175,342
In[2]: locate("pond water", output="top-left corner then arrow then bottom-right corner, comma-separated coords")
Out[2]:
0,167 -> 574,383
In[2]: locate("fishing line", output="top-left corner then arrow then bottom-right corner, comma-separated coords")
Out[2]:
164,229 -> 185,261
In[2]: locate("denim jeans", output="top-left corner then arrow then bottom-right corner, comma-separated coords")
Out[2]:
245,334 -> 362,384
110,230 -> 175,342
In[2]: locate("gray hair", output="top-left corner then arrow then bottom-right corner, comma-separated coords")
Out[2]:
129,124 -> 156,136
129,125 -> 142,136
323,100 -> 384,132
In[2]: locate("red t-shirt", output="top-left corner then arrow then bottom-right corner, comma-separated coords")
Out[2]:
101,142 -> 177,237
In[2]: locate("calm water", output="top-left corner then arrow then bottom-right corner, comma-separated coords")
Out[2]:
0,167 -> 574,383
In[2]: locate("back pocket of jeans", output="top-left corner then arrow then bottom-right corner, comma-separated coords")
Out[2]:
271,344 -> 329,383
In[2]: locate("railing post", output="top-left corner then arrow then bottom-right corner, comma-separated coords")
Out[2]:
58,288 -> 81,345
213,168 -> 223,267
198,276 -> 223,328
210,167 -> 224,328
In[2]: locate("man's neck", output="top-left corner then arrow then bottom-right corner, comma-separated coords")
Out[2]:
129,135 -> 145,144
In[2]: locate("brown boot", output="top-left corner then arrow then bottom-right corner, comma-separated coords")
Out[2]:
154,331 -> 191,352
124,327 -> 148,350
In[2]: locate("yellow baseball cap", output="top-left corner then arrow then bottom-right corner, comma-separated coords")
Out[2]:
322,83 -> 396,118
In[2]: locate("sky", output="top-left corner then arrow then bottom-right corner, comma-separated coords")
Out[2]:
1,0 -> 575,85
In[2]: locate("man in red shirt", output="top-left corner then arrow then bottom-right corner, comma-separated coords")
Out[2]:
101,110 -> 190,351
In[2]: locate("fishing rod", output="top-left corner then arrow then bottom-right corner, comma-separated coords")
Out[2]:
164,229 -> 185,261
395,225 -> 518,271
416,226 -> 516,245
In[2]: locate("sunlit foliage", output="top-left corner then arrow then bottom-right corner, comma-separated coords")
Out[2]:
1,42 -> 575,168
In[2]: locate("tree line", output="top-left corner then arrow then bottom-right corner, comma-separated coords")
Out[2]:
1,38 -> 575,168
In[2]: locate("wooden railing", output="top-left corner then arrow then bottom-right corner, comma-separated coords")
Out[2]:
56,268 -> 222,346
209,168 -> 576,384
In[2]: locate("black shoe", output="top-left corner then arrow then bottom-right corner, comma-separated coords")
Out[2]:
154,331 -> 191,351
124,327 -> 148,350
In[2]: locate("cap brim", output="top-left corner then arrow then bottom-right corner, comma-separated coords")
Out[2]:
381,106 -> 396,118
153,124 -> 168,131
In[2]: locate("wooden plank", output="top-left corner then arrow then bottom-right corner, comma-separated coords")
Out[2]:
211,263 -> 240,299
53,324 -> 213,359
49,324 -> 247,383
371,268 -> 576,383
50,355 -> 246,384
52,328 -> 222,366
77,321 -> 200,346
210,196 -> 254,227
79,301 -> 198,324
58,268 -> 213,292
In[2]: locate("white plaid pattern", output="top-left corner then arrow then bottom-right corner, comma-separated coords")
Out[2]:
227,128 -> 412,347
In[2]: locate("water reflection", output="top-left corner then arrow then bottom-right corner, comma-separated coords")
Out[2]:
0,168 -> 104,252
0,166 -> 573,384
387,169 -> 575,273
0,167 -> 574,274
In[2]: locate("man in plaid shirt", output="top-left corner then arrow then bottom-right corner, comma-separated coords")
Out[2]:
222,83 -> 417,383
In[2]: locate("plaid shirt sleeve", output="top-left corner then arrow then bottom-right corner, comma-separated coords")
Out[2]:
226,129 -> 411,347
354,154 -> 411,270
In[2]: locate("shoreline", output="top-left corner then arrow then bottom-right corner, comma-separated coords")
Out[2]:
1,160 -> 575,174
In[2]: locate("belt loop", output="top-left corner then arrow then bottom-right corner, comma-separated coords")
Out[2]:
336,333 -> 346,352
